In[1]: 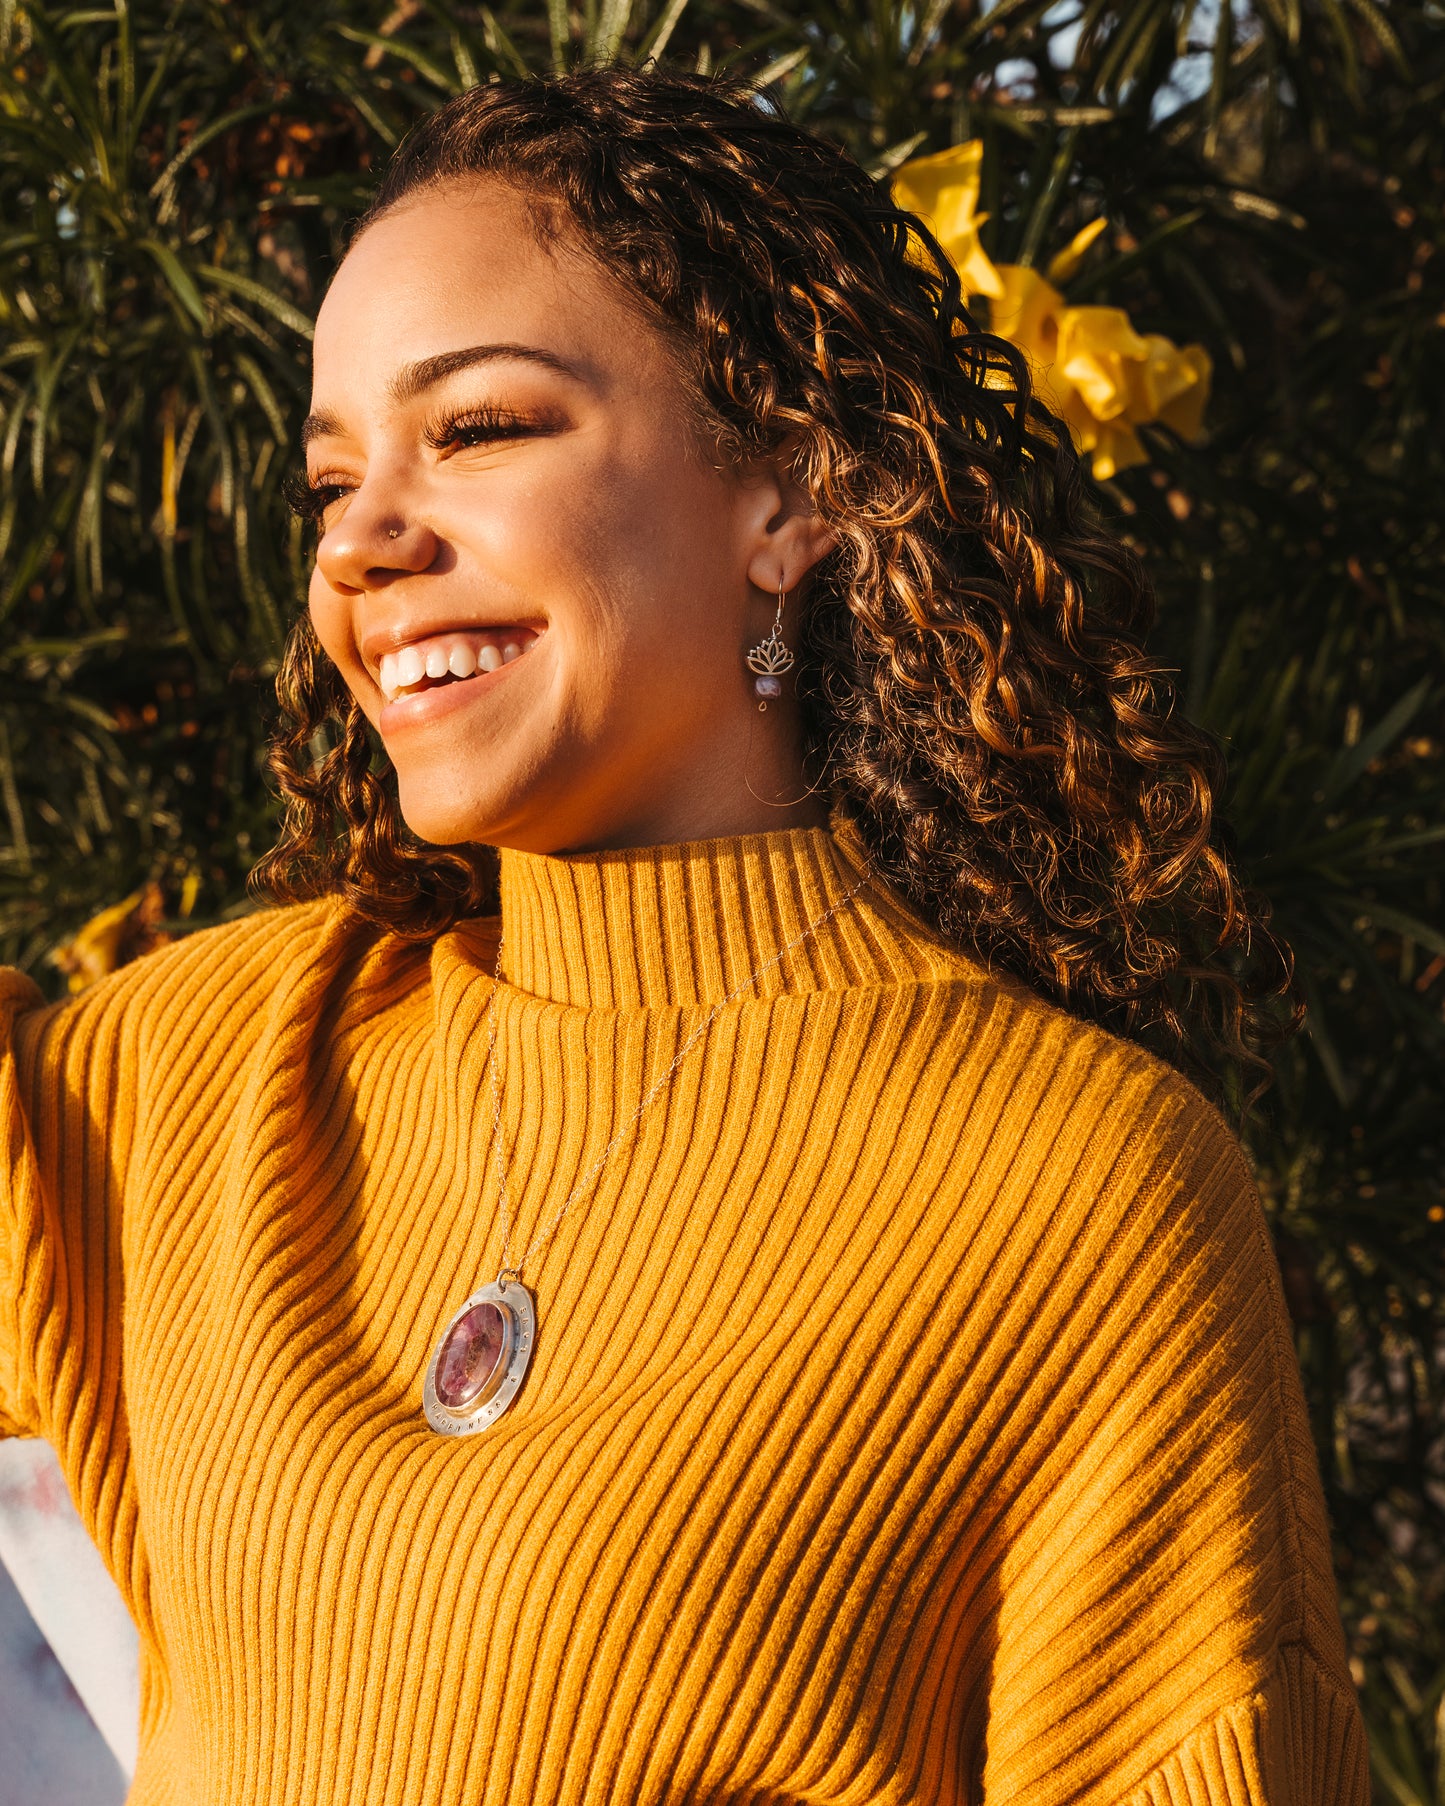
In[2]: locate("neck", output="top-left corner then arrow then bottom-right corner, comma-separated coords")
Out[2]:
557,785 -> 830,856
491,710 -> 827,856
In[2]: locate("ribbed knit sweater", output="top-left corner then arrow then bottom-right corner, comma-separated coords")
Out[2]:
0,826 -> 1365,1805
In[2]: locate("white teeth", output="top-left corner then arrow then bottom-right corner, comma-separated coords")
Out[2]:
378,630 -> 532,699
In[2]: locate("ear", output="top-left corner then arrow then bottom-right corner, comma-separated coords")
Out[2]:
739,445 -> 838,597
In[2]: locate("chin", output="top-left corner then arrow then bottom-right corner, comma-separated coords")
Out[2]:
393,780 -> 498,851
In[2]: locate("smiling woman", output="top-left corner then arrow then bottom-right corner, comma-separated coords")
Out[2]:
289,178 -> 830,857
0,67 -> 1366,1806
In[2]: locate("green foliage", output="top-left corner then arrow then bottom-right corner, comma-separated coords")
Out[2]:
2,0 -> 1442,1785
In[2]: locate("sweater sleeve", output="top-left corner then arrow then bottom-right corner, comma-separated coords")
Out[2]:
0,965 -> 138,1459
0,904 -> 346,1454
0,969 -> 42,1436
976,1076 -> 1368,1806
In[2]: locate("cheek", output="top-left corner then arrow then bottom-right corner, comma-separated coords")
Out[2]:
511,439 -> 736,640
308,571 -> 374,709
448,454 -> 714,678
307,570 -> 347,663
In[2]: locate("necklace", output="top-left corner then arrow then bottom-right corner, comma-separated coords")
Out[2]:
422,869 -> 869,1436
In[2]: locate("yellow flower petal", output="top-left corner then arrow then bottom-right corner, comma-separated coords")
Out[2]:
892,140 -> 984,242
1045,216 -> 1109,287
1148,341 -> 1213,441
1056,306 -> 1149,422
892,140 -> 1005,300
954,238 -> 1005,302
1086,417 -> 1149,482
49,890 -> 145,993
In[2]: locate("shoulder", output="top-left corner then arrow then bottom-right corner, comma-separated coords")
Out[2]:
3,899 -> 438,1078
906,952 -> 1257,1242
925,937 -> 1237,1135
948,973 -> 1278,1400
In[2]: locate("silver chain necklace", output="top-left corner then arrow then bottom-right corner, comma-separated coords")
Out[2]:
422,871 -> 869,1436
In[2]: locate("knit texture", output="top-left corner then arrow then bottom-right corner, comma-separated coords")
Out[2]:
0,825 -> 1366,1805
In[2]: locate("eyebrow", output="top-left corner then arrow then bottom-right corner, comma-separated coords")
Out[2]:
300,343 -> 581,447
300,409 -> 344,447
389,342 -> 579,405
298,341 -> 574,447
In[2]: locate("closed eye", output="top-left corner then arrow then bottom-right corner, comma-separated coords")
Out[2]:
286,468 -> 353,522
286,403 -> 551,524
423,404 -> 550,456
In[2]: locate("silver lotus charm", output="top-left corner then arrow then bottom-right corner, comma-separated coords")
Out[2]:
746,625 -> 795,704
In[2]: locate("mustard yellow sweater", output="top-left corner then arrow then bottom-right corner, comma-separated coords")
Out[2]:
0,827 -> 1366,1805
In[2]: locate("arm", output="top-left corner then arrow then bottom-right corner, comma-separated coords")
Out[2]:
0,965 -> 137,1468
1,966 -> 56,1440
978,1083 -> 1367,1806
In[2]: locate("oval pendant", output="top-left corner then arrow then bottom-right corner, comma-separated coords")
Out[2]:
423,1279 -> 536,1436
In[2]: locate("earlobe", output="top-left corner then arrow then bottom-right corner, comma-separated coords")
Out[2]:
737,437 -> 837,595
744,518 -> 837,597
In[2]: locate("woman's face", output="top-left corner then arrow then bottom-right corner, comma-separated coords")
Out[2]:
305,179 -> 833,854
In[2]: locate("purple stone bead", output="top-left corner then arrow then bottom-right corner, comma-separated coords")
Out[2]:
754,675 -> 783,699
435,1302 -> 508,1409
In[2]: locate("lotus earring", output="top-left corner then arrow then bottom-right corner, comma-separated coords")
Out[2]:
746,577 -> 796,711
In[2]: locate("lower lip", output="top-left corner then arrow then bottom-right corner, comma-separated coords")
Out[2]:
377,653 -> 527,735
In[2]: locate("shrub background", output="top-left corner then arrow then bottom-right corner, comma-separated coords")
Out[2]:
1,0 -> 1442,1791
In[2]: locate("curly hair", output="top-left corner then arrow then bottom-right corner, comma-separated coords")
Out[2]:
255,67 -> 1295,1090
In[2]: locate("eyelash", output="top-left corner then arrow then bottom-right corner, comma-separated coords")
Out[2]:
423,402 -> 537,453
288,405 -> 541,522
285,469 -> 344,522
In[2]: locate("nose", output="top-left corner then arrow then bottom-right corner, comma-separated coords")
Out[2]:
314,485 -> 440,591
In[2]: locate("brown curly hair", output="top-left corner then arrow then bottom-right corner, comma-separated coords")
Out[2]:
255,67 -> 1295,1090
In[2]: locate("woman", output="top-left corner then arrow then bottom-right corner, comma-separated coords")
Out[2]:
0,69 -> 1365,1806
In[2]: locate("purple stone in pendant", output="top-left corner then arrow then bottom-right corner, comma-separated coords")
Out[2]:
754,675 -> 783,699
434,1301 -> 509,1410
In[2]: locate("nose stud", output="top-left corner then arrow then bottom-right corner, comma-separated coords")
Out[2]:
388,528 -> 399,540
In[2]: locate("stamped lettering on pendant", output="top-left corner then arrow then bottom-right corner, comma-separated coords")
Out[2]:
423,1280 -> 536,1436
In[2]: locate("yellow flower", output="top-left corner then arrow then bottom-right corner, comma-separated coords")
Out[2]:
891,141 -> 1005,301
1129,337 -> 1213,442
894,153 -> 1212,479
989,265 -> 1212,480
47,884 -> 168,994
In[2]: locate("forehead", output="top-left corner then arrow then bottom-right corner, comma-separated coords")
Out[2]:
311,179 -> 659,401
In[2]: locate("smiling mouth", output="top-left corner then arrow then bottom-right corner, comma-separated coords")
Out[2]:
378,627 -> 539,703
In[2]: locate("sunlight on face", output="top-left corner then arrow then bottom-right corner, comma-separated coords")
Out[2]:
304,180 -> 828,855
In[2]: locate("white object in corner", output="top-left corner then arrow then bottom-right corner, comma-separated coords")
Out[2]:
0,1439 -> 140,1777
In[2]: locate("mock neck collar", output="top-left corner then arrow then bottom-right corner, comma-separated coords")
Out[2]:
493,823 -> 956,1009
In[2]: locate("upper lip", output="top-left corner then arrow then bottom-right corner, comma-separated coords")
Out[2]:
358,616 -> 544,676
